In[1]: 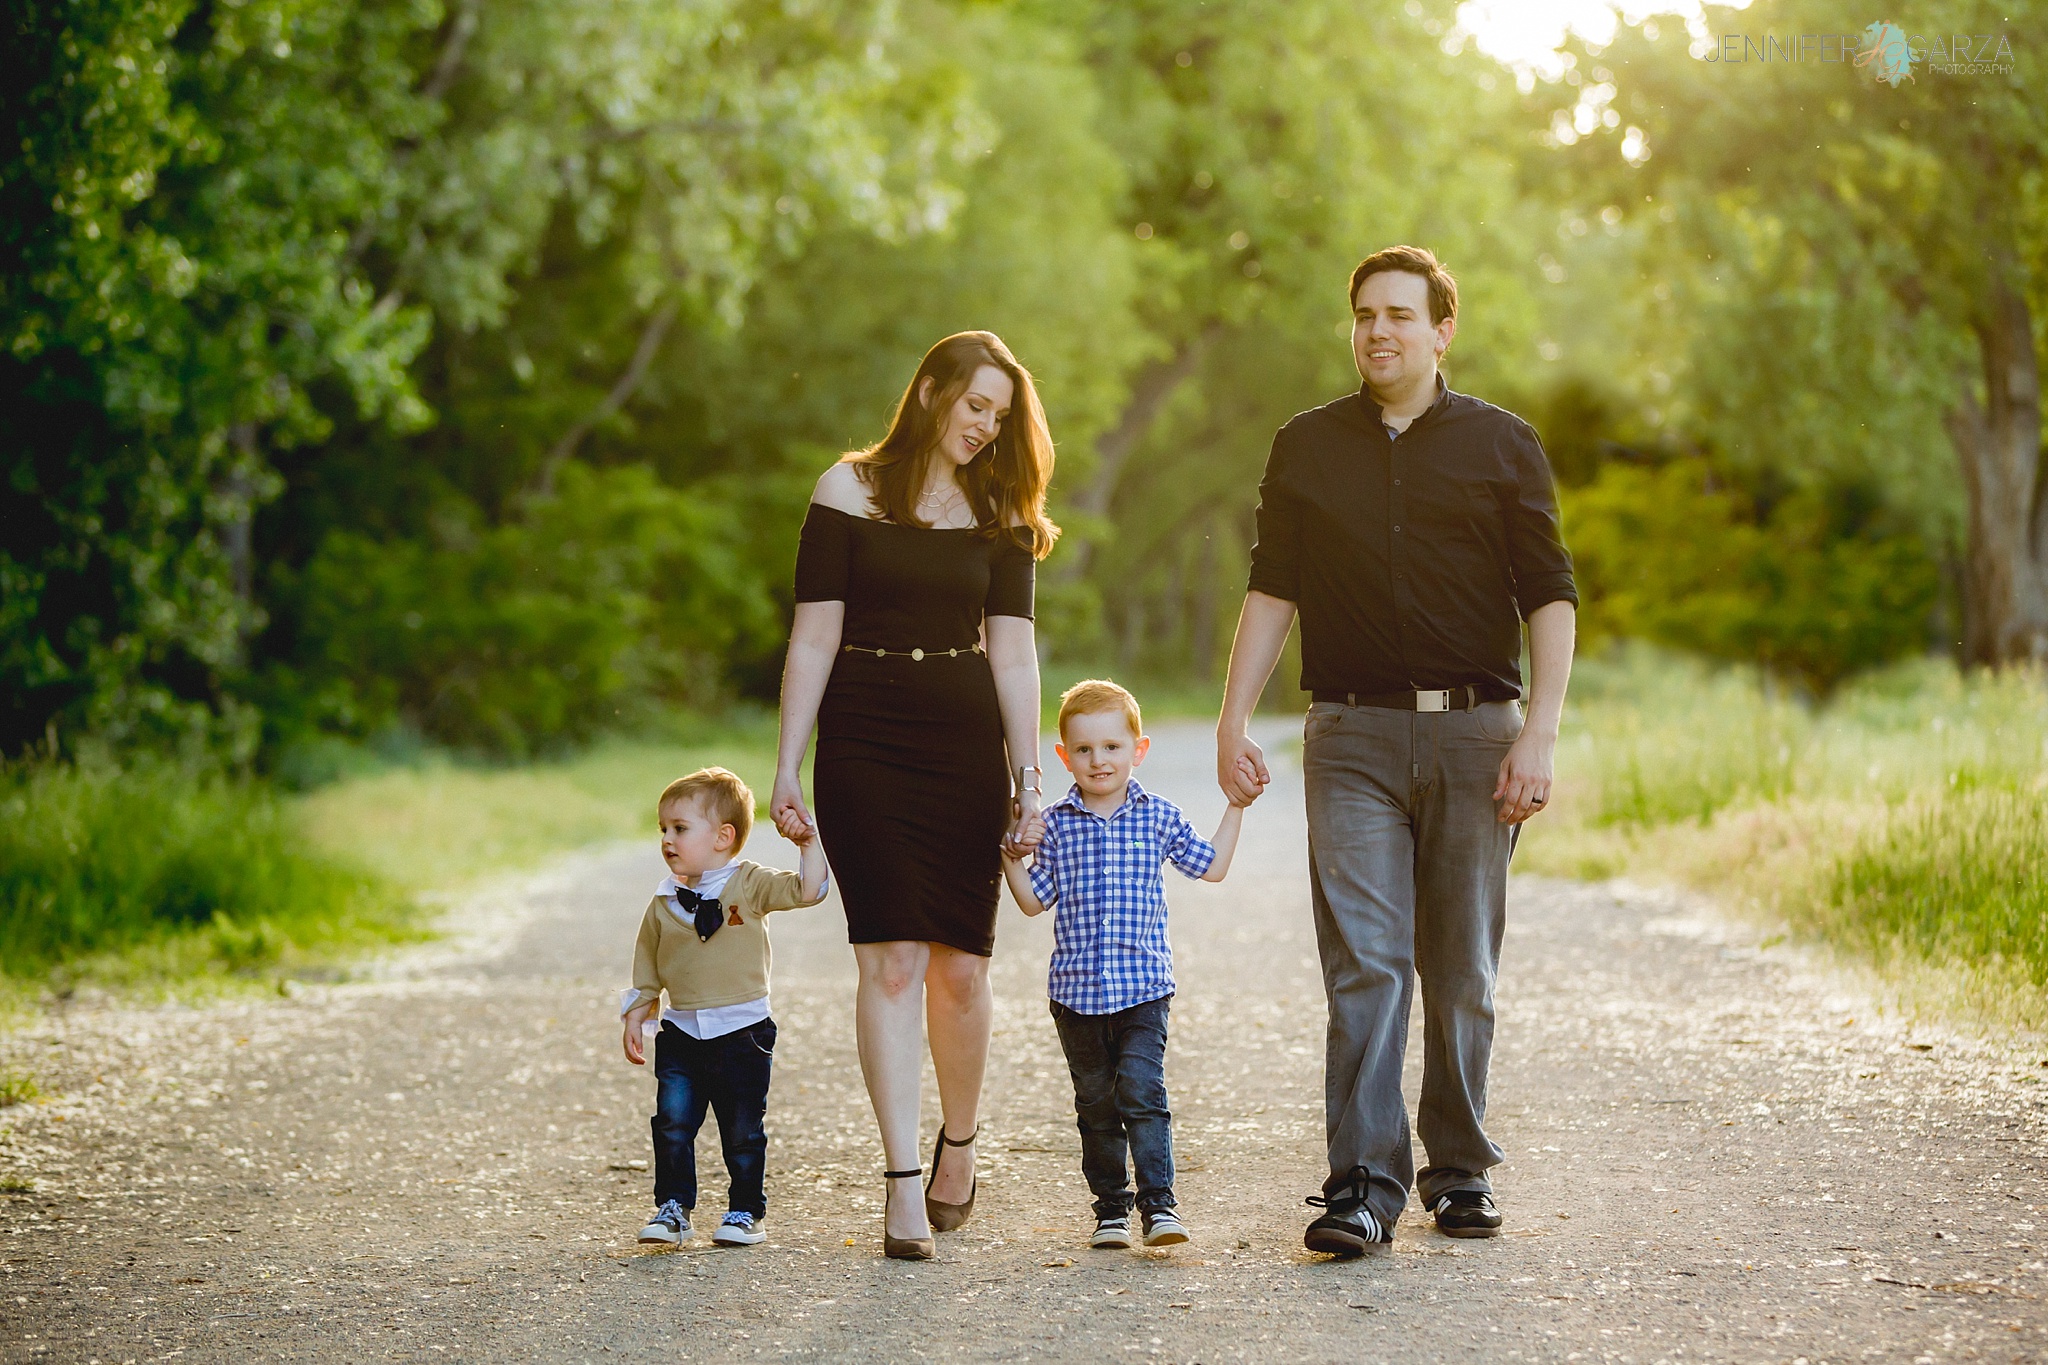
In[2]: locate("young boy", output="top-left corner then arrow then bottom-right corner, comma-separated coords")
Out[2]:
1002,680 -> 1250,1250
621,767 -> 828,1248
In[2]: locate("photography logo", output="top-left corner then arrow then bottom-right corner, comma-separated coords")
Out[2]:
1853,21 -> 1915,85
1701,22 -> 2013,78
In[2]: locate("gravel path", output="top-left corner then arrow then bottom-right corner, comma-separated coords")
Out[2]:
5,722 -> 2047,1363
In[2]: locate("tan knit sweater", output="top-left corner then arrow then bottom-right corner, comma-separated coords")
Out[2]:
625,861 -> 825,1011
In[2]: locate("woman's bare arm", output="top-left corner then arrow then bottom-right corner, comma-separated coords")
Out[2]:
772,599 -> 844,841
985,613 -> 1042,851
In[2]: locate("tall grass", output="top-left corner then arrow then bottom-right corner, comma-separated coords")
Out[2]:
1817,789 -> 2048,985
299,710 -> 781,891
0,759 -> 416,983
1520,647 -> 2048,1025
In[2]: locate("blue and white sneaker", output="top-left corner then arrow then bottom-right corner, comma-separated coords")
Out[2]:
712,1210 -> 765,1245
638,1199 -> 690,1245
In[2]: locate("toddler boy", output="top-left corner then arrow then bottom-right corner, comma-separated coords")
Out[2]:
621,767 -> 828,1247
1002,680 -> 1249,1249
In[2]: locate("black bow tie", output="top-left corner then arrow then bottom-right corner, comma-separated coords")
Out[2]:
672,885 -> 724,942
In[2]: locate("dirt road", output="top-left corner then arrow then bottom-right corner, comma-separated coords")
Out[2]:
5,722 -> 2047,1363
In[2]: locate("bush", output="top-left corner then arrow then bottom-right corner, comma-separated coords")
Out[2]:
0,758 -> 414,979
280,463 -> 779,757
1564,459 -> 1941,695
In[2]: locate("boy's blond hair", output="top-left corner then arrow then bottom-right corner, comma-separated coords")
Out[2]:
1057,679 -> 1143,741
658,767 -> 754,848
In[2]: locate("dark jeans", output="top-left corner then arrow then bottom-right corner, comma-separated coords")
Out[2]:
650,1017 -> 775,1216
1050,996 -> 1175,1220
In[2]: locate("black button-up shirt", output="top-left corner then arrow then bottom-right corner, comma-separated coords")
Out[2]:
1247,381 -> 1577,697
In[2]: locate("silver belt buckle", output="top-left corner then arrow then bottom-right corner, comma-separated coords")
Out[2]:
1415,689 -> 1451,713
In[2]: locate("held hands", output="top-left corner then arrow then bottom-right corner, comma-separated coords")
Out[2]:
1493,729 -> 1556,824
769,772 -> 815,845
1003,789 -> 1044,858
1004,811 -> 1047,860
1217,732 -> 1271,806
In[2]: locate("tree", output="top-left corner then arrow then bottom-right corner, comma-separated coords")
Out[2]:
1535,0 -> 2047,663
1036,0 -> 1556,674
2,0 -> 437,757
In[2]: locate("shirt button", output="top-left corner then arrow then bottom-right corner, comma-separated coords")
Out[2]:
1393,525 -> 1402,533
1393,478 -> 1402,486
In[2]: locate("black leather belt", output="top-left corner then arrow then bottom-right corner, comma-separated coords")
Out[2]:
1311,685 -> 1519,712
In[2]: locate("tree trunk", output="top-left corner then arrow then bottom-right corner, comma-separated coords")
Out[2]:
1064,323 -> 1224,577
534,296 -> 681,494
1946,269 -> 2048,665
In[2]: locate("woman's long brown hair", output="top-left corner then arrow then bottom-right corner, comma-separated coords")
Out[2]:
843,331 -> 1060,560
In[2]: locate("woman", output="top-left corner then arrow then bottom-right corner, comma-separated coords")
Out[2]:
771,331 -> 1058,1260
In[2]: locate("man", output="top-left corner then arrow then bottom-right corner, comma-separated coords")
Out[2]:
1215,245 -> 1577,1255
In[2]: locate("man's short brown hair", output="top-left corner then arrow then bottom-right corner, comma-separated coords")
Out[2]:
658,767 -> 755,848
1058,679 -> 1143,741
1349,245 -> 1458,326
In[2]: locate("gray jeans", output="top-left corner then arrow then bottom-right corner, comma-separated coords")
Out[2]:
1302,698 -> 1522,1228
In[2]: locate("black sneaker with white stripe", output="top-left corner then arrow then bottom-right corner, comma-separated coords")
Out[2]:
1303,1188 -> 1391,1257
1428,1189 -> 1502,1238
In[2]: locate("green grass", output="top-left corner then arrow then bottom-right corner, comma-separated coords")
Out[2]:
1519,646 -> 2048,1027
1,709 -> 781,999
0,1068 -> 40,1108
299,709 -> 780,891
1817,788 -> 2048,985
0,758 -> 419,990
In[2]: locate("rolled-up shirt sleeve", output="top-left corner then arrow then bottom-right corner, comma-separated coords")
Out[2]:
1505,421 -> 1578,617
1245,428 -> 1302,601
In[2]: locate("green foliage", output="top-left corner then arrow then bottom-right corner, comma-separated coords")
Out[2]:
277,463 -> 778,754
2,0 -> 438,756
1531,0 -> 2045,658
1566,459 -> 1941,694
0,757 -> 415,977
8,0 -> 2036,770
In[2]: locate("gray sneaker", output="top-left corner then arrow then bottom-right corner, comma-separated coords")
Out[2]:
638,1199 -> 690,1245
1090,1215 -> 1133,1249
713,1211 -> 765,1245
1141,1211 -> 1190,1246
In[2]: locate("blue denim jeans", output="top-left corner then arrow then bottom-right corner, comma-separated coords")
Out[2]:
651,1017 -> 775,1216
1050,996 -> 1175,1219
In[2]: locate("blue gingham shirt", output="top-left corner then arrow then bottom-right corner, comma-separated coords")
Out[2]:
1028,780 -> 1216,1014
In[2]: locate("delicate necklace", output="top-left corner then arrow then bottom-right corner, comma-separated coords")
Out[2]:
917,485 -> 960,508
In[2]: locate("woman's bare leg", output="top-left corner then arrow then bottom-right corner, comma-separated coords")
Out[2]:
855,940 -> 933,1240
924,943 -> 993,1204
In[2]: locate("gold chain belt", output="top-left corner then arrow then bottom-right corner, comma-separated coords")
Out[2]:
842,644 -> 986,661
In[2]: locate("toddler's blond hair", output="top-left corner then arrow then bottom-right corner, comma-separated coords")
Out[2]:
658,767 -> 754,848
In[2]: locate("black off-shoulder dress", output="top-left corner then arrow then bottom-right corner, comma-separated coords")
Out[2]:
793,503 -> 1036,956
